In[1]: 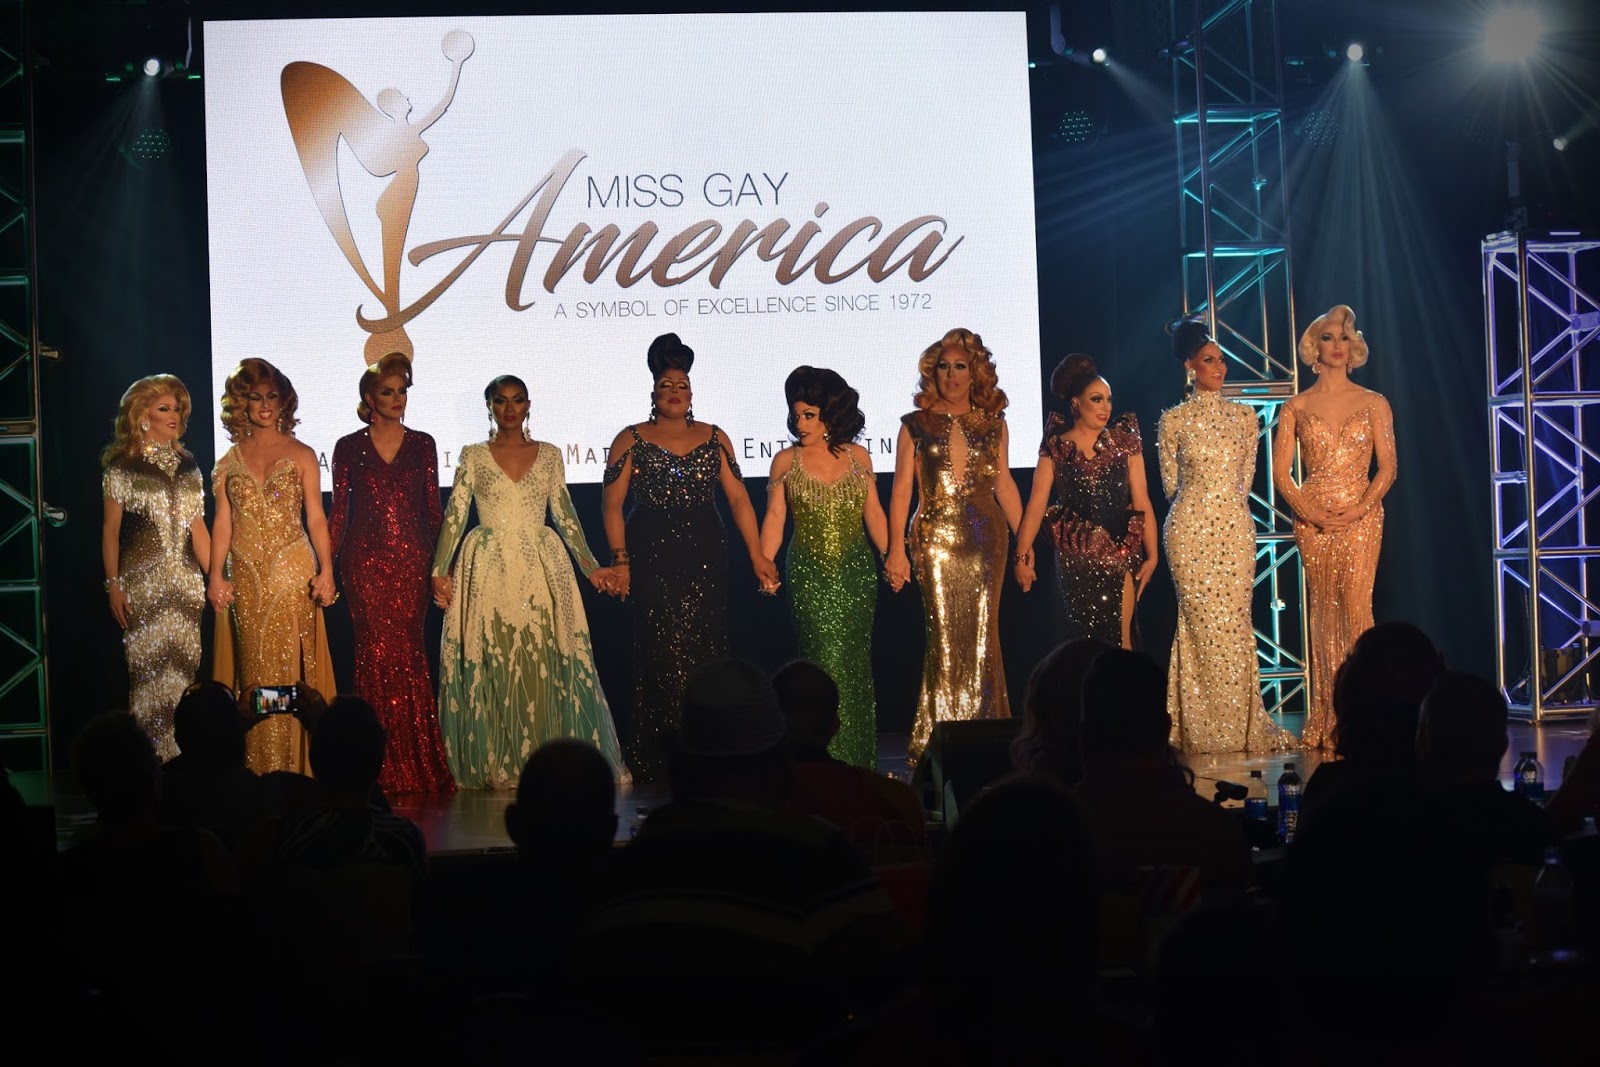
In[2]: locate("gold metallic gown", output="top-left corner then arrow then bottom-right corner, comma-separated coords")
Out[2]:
104,445 -> 206,761
903,409 -> 1011,764
1158,390 -> 1292,754
212,448 -> 336,774
1272,395 -> 1396,748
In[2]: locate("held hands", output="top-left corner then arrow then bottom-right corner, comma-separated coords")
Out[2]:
753,555 -> 781,597
431,575 -> 453,610
309,571 -> 337,608
209,577 -> 236,613
1309,506 -> 1359,531
588,565 -> 629,599
107,584 -> 130,629
883,548 -> 911,593
1013,547 -> 1036,593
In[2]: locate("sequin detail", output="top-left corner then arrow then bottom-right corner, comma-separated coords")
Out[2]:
1272,396 -> 1396,747
1040,411 -> 1147,646
214,447 -> 327,773
777,448 -> 878,768
432,442 -> 627,789
330,428 -> 455,794
104,447 -> 206,761
903,409 -> 1011,765
619,424 -> 733,782
1158,390 -> 1292,754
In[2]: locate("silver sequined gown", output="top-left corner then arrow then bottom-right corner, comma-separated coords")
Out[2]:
104,445 -> 207,761
1158,390 -> 1292,754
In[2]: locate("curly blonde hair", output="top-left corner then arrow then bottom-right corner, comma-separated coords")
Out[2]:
356,352 -> 414,423
101,374 -> 193,468
1299,305 -> 1369,371
913,327 -> 1009,414
220,358 -> 300,442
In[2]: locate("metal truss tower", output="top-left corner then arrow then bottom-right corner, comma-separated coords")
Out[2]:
1170,0 -> 1307,720
1485,230 -> 1600,722
0,0 -> 47,774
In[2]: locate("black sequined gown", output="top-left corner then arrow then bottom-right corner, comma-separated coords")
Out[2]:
607,424 -> 734,782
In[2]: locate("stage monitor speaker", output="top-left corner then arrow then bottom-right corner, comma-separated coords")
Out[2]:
910,718 -> 1023,826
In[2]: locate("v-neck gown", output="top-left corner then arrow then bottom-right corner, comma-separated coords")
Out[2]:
432,442 -> 626,788
330,427 -> 454,793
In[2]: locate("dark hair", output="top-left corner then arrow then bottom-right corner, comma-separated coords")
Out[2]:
1332,621 -> 1446,766
358,352 -> 414,423
647,333 -> 695,378
1050,353 -> 1101,402
173,681 -> 245,770
309,697 -> 388,792
73,712 -> 160,820
507,739 -> 617,860
483,374 -> 528,403
1080,649 -> 1171,760
783,366 -> 865,455
1011,638 -> 1113,786
1166,317 -> 1212,363
1418,671 -> 1509,781
771,659 -> 841,751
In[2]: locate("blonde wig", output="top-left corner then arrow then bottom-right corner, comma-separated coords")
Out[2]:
220,358 -> 300,442
101,374 -> 193,467
913,327 -> 1009,415
1299,305 -> 1369,371
356,352 -> 414,423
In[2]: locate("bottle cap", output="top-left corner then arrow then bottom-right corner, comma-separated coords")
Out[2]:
1283,762 -> 1295,771
1249,770 -> 1262,778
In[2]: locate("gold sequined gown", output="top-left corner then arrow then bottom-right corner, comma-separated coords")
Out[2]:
104,445 -> 207,761
1273,395 -> 1396,748
1158,390 -> 1291,754
903,409 -> 1011,765
212,448 -> 336,774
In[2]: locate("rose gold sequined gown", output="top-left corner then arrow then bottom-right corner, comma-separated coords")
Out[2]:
212,448 -> 336,774
1158,390 -> 1292,754
903,409 -> 1011,765
104,445 -> 206,761
1272,395 -> 1397,748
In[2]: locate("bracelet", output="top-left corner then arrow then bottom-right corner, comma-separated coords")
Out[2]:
611,547 -> 630,566
1012,553 -> 1029,566
103,576 -> 123,591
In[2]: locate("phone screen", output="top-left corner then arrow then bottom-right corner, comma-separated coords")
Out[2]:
252,685 -> 296,717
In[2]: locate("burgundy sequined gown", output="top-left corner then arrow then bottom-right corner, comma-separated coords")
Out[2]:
330,428 -> 455,793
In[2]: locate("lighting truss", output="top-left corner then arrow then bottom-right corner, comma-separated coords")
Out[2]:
0,0 -> 48,773
1485,230 -> 1600,721
1171,0 -> 1308,720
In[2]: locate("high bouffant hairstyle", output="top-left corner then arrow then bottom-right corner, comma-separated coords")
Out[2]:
914,327 -> 1008,414
1299,304 -> 1369,370
220,358 -> 299,442
1167,316 -> 1213,363
483,374 -> 528,404
1050,353 -> 1106,428
784,366 -> 865,455
647,332 -> 695,379
101,373 -> 192,467
356,352 -> 414,423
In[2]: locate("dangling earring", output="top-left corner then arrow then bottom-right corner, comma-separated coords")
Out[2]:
1070,402 -> 1081,421
823,429 -> 831,444
487,411 -> 497,441
1185,368 -> 1196,388
648,401 -> 660,426
685,405 -> 696,426
521,414 -> 532,444
139,418 -> 150,432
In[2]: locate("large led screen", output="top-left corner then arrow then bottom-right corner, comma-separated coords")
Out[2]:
204,12 -> 1042,481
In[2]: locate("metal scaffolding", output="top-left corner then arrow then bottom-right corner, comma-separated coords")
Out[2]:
0,0 -> 46,774
1170,0 -> 1307,720
1485,229 -> 1600,722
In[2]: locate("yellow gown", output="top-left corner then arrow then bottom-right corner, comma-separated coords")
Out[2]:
211,447 -> 335,774
903,409 -> 1011,765
1158,389 -> 1292,754
1273,395 -> 1396,748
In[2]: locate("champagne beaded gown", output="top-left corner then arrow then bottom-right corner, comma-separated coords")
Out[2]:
776,448 -> 879,768
433,442 -> 626,789
104,445 -> 207,761
1040,411 -> 1147,646
330,428 -> 454,793
1272,395 -> 1396,748
212,448 -> 336,774
903,409 -> 1011,765
1158,390 -> 1292,754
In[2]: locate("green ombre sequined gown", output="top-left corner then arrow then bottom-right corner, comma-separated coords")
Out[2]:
777,448 -> 879,768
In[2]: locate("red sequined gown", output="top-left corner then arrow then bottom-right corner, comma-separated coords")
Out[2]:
330,427 -> 455,793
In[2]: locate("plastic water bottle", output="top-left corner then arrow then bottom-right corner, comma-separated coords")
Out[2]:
1514,751 -> 1545,801
1277,762 -> 1302,843
1245,770 -> 1269,823
630,804 -> 650,838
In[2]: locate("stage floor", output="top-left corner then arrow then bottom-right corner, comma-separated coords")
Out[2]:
14,716 -> 1593,854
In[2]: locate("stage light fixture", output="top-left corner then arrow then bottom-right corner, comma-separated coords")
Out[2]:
1091,47 -> 1108,65
1346,43 -> 1364,62
1553,136 -> 1567,151
1053,107 -> 1096,144
1482,7 -> 1543,63
143,57 -> 162,77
